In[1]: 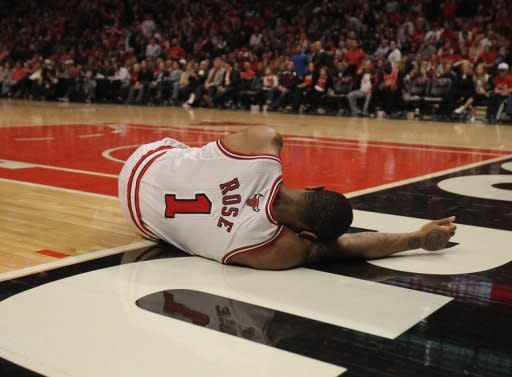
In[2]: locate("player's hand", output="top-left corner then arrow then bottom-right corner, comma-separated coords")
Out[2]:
419,216 -> 457,251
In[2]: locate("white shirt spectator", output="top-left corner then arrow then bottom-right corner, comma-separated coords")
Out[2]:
360,73 -> 372,93
141,18 -> 156,38
249,32 -> 263,47
115,66 -> 130,87
425,28 -> 444,43
388,48 -> 402,68
146,42 -> 161,59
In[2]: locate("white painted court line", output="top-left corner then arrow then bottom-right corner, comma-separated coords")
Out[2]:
78,133 -> 104,138
286,136 -> 507,157
101,142 -> 205,163
346,153 -> 512,198
0,240 -> 155,283
0,159 -> 117,178
15,137 -> 54,142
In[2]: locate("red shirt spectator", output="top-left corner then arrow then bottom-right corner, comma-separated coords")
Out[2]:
168,45 -> 185,59
11,66 -> 28,82
344,41 -> 365,68
493,73 -> 512,91
240,66 -> 255,80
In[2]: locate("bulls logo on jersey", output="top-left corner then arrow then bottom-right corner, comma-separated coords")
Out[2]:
246,193 -> 264,212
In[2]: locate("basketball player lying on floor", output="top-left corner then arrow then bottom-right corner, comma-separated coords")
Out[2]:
119,126 -> 457,270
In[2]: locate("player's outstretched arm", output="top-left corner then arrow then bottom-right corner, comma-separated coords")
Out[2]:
229,218 -> 456,270
307,217 -> 457,263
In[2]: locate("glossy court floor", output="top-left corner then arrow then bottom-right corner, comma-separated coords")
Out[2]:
0,100 -> 511,377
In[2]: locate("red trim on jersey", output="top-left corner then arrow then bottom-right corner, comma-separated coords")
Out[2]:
134,150 -> 169,238
265,176 -> 282,225
221,225 -> 286,264
216,139 -> 281,162
126,145 -> 172,239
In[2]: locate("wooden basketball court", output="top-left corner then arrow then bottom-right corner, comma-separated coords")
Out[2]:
1,99 -> 510,275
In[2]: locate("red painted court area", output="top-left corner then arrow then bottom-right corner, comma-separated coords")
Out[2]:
0,123 -> 509,196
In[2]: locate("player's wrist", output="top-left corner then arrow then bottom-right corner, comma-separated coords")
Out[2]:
408,231 -> 424,250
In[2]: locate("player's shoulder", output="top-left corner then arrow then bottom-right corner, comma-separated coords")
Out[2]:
221,126 -> 283,158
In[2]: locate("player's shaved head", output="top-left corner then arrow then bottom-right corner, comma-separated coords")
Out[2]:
303,190 -> 353,240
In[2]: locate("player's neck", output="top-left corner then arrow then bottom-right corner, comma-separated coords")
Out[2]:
273,186 -> 306,229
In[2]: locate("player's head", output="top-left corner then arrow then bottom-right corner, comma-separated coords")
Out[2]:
300,189 -> 353,241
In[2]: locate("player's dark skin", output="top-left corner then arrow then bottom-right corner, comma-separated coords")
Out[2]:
224,126 -> 457,270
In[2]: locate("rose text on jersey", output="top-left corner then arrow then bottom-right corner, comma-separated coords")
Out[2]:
217,178 -> 241,233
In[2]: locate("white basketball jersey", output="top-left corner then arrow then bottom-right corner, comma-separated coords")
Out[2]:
118,137 -> 284,263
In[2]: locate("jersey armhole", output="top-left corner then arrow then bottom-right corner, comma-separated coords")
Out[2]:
221,226 -> 286,264
216,138 -> 281,162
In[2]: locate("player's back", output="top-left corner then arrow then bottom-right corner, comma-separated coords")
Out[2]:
118,137 -> 284,263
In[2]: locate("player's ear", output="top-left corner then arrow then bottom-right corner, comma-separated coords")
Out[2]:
298,230 -> 318,241
305,185 -> 325,191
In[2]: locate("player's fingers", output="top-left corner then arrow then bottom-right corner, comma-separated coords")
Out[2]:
435,216 -> 456,225
441,224 -> 457,234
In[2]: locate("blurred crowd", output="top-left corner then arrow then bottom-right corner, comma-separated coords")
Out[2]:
0,0 -> 511,123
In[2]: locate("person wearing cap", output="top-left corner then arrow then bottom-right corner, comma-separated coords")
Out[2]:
486,62 -> 512,123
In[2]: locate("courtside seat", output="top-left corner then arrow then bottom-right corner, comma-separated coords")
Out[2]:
237,78 -> 262,109
424,78 -> 452,103
328,78 -> 353,115
403,78 -> 429,102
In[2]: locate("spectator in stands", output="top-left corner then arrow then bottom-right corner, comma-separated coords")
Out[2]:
374,39 -> 390,59
307,66 -> 333,112
1,61 -> 13,96
81,69 -> 97,103
258,67 -> 279,111
146,37 -> 161,61
141,14 -> 156,39
156,60 -> 182,104
32,59 -> 58,101
238,61 -> 257,110
167,39 -> 185,60
10,62 -> 29,97
347,59 -> 374,116
452,62 -> 490,122
182,60 -> 209,109
2,61 -> 27,97
114,60 -> 131,101
439,60 -> 474,117
310,41 -> 329,71
127,63 -> 142,104
292,62 -> 316,113
202,58 -> 226,107
486,62 -> 512,123
344,39 -> 365,76
269,60 -> 298,111
213,61 -> 240,109
249,28 -> 263,47
290,44 -> 308,78
494,46 -> 510,69
373,62 -> 399,116
172,61 -> 196,104
388,40 -> 402,69
152,60 -> 170,105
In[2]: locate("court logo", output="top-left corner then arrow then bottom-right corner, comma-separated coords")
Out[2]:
246,193 -> 264,212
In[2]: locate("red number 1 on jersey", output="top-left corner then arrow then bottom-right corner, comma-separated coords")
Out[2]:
165,194 -> 213,218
